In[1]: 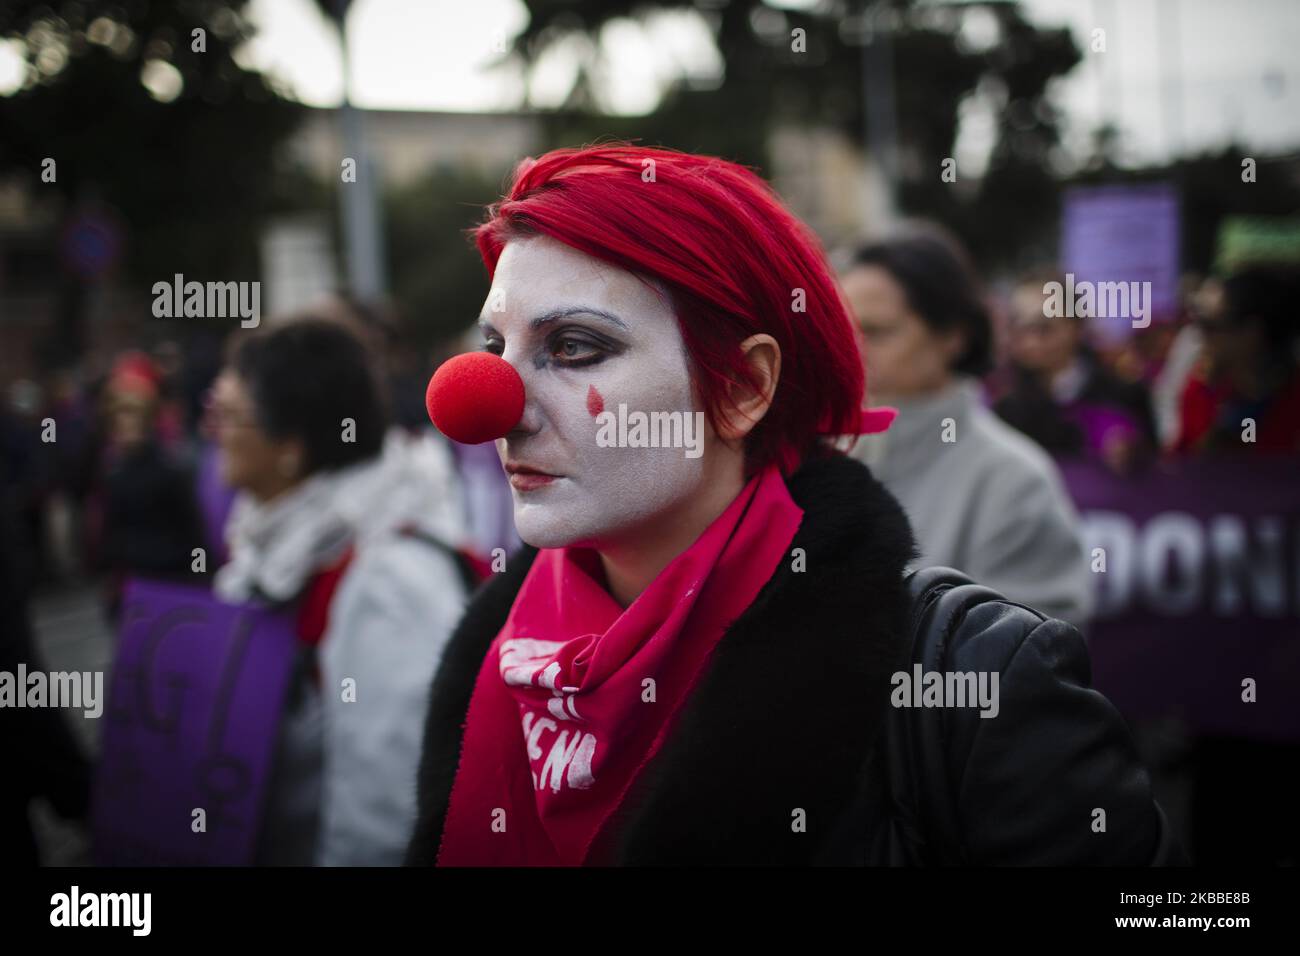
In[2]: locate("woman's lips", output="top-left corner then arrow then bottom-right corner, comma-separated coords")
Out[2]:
509,472 -> 558,491
505,463 -> 562,491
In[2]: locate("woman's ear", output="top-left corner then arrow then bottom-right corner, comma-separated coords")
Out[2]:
716,334 -> 782,441
274,438 -> 307,480
939,326 -> 967,367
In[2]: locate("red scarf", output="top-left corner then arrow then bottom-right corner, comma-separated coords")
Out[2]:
436,464 -> 804,865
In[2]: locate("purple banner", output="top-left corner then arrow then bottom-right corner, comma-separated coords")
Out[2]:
93,579 -> 297,865
1062,458 -> 1300,741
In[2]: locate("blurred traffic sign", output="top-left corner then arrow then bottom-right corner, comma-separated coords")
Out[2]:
61,209 -> 123,280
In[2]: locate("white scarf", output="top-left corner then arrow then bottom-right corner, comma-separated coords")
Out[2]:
214,429 -> 464,604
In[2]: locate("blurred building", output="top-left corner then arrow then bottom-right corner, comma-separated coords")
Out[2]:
768,124 -> 895,247
289,107 -> 542,187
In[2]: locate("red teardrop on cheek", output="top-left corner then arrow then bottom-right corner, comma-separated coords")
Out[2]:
587,384 -> 605,418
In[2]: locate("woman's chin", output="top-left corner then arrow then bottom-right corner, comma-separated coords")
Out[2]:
513,505 -> 626,552
513,508 -> 587,550
511,476 -> 692,552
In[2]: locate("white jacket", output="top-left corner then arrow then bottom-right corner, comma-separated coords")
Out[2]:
216,429 -> 469,865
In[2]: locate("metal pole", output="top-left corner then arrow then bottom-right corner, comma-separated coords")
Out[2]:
1157,0 -> 1183,160
1095,0 -> 1122,140
861,0 -> 899,217
336,0 -> 387,301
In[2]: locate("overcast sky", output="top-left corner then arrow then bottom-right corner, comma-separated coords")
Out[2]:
3,0 -> 1297,168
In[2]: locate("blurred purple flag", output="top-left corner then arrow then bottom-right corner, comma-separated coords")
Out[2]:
93,579 -> 296,865
1060,183 -> 1181,344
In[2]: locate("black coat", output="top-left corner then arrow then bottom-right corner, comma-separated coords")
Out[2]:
407,451 -> 1180,865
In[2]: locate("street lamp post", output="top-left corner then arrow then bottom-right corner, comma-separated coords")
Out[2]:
334,0 -> 387,303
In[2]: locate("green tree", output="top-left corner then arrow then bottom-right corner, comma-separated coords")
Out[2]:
0,0 -> 305,358
382,166 -> 506,352
510,0 -> 1080,268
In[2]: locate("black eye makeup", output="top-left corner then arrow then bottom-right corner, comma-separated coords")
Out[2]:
479,322 -> 624,370
544,327 -> 620,368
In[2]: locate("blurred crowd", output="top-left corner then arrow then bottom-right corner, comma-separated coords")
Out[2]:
3,228 -> 1298,866
5,239 -> 1295,610
841,228 -> 1300,627
2,298 -> 516,866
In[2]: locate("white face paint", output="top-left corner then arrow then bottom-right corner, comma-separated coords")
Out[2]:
482,236 -> 716,550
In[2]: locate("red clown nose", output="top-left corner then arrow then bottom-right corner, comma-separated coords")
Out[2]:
425,352 -> 526,444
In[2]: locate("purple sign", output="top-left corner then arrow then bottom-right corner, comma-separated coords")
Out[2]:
1062,457 -> 1300,741
93,579 -> 297,865
1060,183 -> 1181,344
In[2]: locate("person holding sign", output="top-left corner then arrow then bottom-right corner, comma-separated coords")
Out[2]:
209,318 -> 473,866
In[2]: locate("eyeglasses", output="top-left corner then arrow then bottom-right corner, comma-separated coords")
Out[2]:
200,390 -> 259,432
1012,319 -> 1059,336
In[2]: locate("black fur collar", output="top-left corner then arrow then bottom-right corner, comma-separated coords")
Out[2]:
406,450 -> 916,865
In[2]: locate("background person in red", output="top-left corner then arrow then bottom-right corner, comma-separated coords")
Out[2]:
1173,264 -> 1300,454
95,353 -> 203,616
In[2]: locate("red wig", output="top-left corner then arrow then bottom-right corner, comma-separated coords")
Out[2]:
474,144 -> 870,476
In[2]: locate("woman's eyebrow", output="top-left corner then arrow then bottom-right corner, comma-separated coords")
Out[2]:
530,307 -> 629,331
477,306 -> 629,332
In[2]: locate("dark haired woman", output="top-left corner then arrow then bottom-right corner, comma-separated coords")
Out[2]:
408,146 -> 1179,866
210,318 -> 471,865
840,230 -> 1091,627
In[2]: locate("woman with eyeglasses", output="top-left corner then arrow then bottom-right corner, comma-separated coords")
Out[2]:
209,316 -> 473,865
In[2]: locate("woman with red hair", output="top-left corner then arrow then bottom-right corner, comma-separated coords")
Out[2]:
408,145 -> 1179,866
